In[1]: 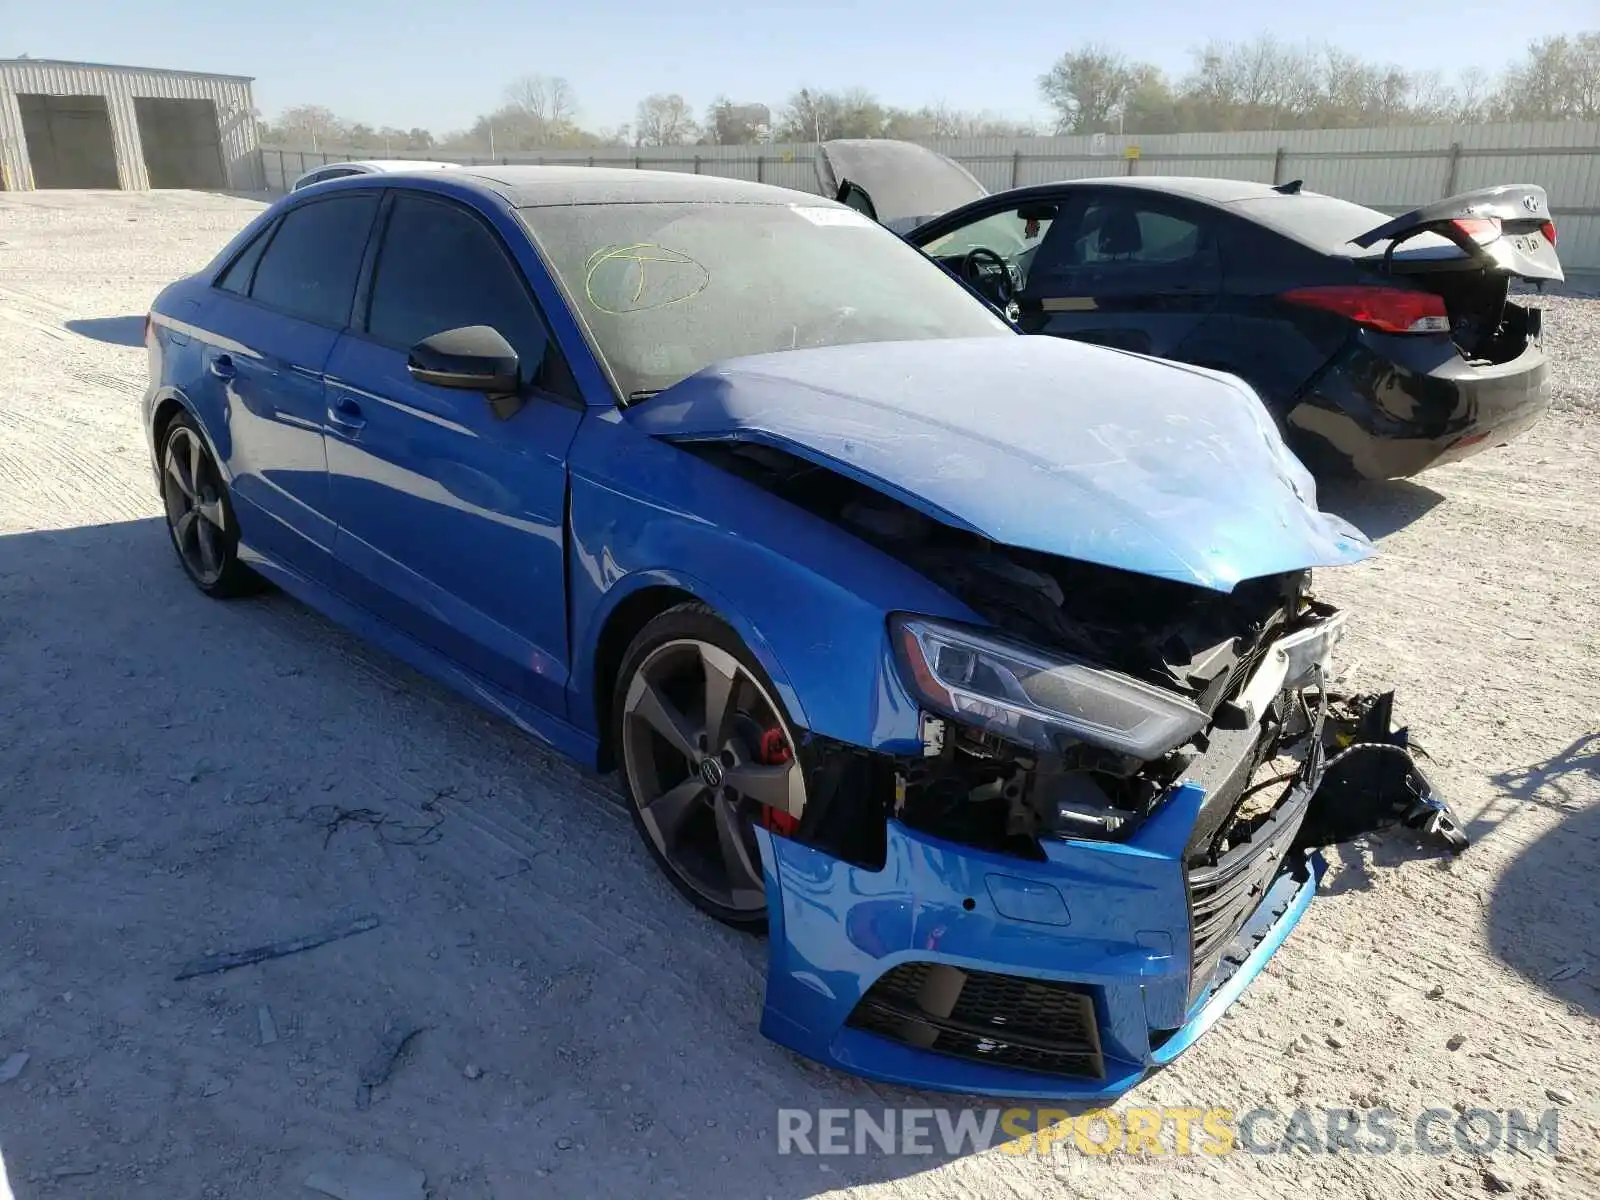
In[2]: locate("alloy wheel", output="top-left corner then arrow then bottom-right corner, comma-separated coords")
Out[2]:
620,637 -> 806,916
161,425 -> 230,588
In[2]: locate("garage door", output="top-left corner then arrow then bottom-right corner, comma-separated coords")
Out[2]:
135,98 -> 227,189
17,94 -> 121,189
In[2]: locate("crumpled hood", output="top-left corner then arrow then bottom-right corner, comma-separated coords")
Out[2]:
628,337 -> 1373,592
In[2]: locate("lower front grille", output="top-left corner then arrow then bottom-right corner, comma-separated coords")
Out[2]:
846,962 -> 1105,1080
1185,777 -> 1314,1003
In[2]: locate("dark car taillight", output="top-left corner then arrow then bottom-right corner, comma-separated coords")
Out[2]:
1280,285 -> 1450,335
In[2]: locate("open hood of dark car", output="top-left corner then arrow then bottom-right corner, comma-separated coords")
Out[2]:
815,139 -> 989,230
627,337 -> 1374,593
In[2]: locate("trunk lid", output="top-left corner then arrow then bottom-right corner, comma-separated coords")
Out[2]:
1245,184 -> 1562,364
1349,184 -> 1563,283
815,139 -> 989,233
627,336 -> 1374,593
1350,186 -> 1561,363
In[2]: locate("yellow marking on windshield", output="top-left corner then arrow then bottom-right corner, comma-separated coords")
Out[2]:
584,243 -> 711,315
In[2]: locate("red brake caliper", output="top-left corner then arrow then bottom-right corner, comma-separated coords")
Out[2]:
757,727 -> 800,837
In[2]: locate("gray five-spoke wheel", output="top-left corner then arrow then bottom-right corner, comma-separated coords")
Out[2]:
161,424 -> 229,587
621,637 -> 806,917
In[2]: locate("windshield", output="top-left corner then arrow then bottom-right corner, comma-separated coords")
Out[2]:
521,201 -> 1012,398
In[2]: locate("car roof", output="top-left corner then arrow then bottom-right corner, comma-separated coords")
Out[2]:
1003,175 -> 1289,206
447,165 -> 826,209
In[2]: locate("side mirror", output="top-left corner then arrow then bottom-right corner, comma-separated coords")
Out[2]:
407,325 -> 520,394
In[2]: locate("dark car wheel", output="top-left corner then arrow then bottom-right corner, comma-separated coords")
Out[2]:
160,415 -> 259,598
613,603 -> 807,931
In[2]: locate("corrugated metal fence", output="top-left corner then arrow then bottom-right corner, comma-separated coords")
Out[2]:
263,120 -> 1600,271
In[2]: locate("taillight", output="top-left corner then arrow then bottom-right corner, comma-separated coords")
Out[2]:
1541,220 -> 1557,247
1450,217 -> 1502,244
1281,286 -> 1450,334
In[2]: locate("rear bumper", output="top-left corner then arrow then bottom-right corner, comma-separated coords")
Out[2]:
1283,330 -> 1550,479
753,780 -> 1324,1101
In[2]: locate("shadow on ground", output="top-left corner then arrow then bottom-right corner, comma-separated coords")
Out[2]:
1488,742 -> 1600,1020
1317,477 -> 1446,540
0,518 -> 1066,1200
63,315 -> 146,347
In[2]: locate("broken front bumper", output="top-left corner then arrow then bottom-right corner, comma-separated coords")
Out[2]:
754,792 -> 1319,1101
752,694 -> 1463,1101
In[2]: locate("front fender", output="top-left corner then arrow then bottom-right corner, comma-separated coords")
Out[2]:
566,412 -> 980,752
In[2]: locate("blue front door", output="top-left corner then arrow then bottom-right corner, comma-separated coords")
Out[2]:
322,191 -> 583,718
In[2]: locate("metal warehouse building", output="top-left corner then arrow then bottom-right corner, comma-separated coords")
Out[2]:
0,58 -> 262,192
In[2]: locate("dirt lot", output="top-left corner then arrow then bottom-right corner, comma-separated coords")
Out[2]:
0,190 -> 1595,1200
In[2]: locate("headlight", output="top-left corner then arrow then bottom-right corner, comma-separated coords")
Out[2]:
891,615 -> 1209,759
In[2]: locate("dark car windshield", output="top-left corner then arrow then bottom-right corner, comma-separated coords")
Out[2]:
521,200 -> 1012,398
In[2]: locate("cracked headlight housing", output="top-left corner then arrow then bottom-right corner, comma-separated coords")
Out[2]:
891,615 -> 1209,759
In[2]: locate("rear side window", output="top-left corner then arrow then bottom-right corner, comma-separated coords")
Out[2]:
249,194 -> 379,326
365,193 -> 563,391
215,220 -> 275,295
1228,194 -> 1388,251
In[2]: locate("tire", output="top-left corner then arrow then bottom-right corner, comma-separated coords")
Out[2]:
611,602 -> 808,932
158,413 -> 261,599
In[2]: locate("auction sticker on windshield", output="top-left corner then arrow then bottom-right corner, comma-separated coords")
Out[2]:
790,205 -> 876,227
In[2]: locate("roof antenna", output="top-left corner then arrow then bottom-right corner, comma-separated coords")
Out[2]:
1274,179 -> 1304,195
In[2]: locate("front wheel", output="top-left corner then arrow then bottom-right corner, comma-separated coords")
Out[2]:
159,415 -> 260,598
613,604 -> 808,930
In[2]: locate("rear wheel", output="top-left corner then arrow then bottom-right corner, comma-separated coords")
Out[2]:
160,415 -> 260,598
613,604 -> 807,930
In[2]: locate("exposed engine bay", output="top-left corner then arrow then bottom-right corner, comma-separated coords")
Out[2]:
680,438 -> 1468,870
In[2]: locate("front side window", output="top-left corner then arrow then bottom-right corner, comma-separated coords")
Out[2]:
1030,197 -> 1219,291
921,207 -> 1057,287
365,193 -> 560,391
248,193 -> 379,325
525,201 -> 1012,399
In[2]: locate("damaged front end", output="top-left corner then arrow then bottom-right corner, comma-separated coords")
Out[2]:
737,494 -> 1465,1097
633,340 -> 1460,1097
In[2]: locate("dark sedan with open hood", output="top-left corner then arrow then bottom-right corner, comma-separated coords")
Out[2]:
819,139 -> 1564,479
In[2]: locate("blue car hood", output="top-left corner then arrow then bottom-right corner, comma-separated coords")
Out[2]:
628,337 -> 1373,592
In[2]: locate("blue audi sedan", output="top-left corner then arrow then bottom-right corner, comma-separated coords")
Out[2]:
145,166 -> 1413,1099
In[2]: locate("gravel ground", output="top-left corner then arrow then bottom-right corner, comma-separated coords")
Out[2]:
0,190 -> 1595,1200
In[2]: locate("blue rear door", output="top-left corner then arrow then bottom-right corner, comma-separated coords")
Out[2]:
191,192 -> 380,577
322,190 -> 583,718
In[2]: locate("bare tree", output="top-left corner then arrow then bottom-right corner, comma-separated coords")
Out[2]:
634,93 -> 700,146
776,88 -> 891,141
1495,33 -> 1600,120
705,97 -> 771,145
266,105 -> 349,150
1039,45 -> 1135,133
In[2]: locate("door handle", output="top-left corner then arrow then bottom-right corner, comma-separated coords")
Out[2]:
208,354 -> 235,380
327,398 -> 367,434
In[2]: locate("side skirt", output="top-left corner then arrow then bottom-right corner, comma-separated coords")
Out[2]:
237,541 -> 601,770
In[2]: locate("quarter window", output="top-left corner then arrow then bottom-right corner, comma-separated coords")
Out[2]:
216,220 -> 275,295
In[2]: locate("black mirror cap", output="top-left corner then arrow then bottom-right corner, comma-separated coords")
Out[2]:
407,325 -> 520,392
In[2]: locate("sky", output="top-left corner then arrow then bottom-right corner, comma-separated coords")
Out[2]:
7,1 -> 1596,133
